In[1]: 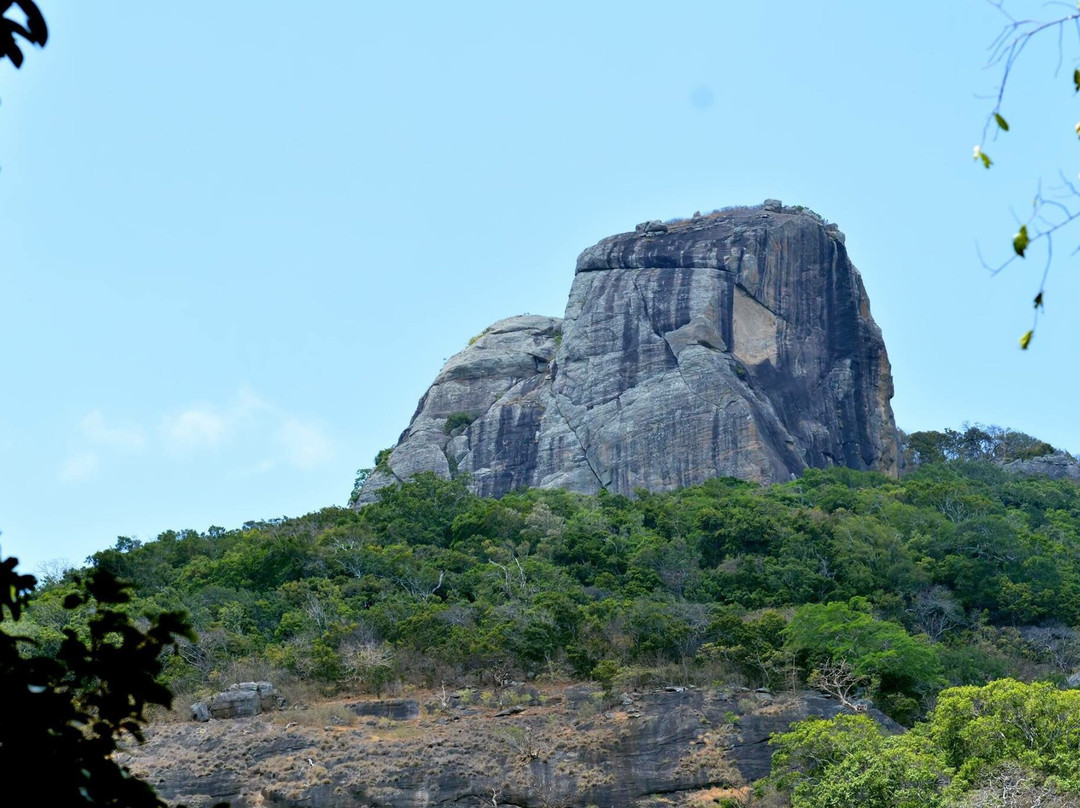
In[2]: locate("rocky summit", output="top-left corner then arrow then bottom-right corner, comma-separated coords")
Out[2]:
355,202 -> 899,505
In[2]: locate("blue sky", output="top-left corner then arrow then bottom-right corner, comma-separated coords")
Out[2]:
3,1 -> 1080,574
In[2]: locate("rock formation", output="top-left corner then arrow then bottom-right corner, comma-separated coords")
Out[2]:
191,681 -> 282,722
122,686 -> 901,808
1002,452 -> 1080,483
355,202 -> 898,504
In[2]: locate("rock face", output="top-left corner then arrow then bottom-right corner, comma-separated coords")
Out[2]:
191,681 -> 281,722
123,686 -> 901,808
1003,452 -> 1080,483
355,203 -> 898,504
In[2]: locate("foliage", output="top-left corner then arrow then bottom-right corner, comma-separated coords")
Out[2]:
0,553 -> 198,807
903,425 -> 1057,470
27,425 -> 1080,725
467,328 -> 490,346
785,599 -> 942,722
0,1 -> 47,73
770,714 -> 949,808
930,679 -> 1080,790
973,3 -> 1080,346
443,411 -> 477,434
769,679 -> 1080,806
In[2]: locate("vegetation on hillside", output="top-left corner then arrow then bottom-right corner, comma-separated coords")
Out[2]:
768,678 -> 1080,807
14,424 -> 1080,805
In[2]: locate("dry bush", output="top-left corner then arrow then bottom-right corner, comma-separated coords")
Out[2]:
281,702 -> 356,728
209,654 -> 283,692
958,764 -> 1075,808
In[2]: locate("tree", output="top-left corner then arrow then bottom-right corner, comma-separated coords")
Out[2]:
784,599 -> 943,722
768,713 -> 950,808
0,552 -> 205,807
929,678 -> 1080,790
769,680 -> 1080,807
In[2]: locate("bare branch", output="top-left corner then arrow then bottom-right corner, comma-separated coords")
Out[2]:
807,659 -> 869,712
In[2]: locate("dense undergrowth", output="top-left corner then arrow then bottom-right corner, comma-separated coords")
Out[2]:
17,426 -> 1080,805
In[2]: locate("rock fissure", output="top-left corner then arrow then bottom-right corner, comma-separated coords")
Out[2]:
552,392 -> 607,490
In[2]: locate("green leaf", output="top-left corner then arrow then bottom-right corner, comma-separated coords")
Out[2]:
1034,291 -> 1043,309
994,113 -> 1009,131
1074,68 -> 1080,92
1013,224 -> 1029,257
1020,330 -> 1033,350
979,151 -> 993,169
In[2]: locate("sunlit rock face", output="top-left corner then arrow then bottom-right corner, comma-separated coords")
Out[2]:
354,202 -> 899,505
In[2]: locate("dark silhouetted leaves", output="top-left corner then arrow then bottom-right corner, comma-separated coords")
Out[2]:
1034,291 -> 1043,309
0,1 -> 47,70
994,113 -> 1009,131
0,551 -> 35,620
0,554 -> 197,807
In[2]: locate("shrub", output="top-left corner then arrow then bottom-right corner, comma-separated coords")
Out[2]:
444,411 -> 477,435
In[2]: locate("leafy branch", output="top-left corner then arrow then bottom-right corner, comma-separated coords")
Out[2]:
976,0 -> 1080,349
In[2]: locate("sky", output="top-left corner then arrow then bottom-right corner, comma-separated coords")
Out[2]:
3,1 -> 1080,575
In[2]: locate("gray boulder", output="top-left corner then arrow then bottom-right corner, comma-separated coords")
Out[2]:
190,701 -> 211,722
193,681 -> 280,721
355,203 -> 898,504
635,219 -> 669,234
1003,452 -> 1080,482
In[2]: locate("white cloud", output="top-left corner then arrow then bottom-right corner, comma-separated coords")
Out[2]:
277,418 -> 334,470
233,385 -> 270,418
60,452 -> 99,482
81,410 -> 145,450
66,389 -> 336,478
159,388 -> 273,453
162,407 -> 228,450
233,458 -> 278,478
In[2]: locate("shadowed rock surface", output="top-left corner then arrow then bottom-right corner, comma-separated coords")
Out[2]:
355,203 -> 898,504
123,686 -> 899,808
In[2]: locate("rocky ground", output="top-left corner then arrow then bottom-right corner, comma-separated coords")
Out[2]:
121,683 -> 898,808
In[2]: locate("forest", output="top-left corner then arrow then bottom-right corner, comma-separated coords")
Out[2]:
12,425 -> 1080,806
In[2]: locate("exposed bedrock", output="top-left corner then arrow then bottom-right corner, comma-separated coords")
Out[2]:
354,203 -> 898,504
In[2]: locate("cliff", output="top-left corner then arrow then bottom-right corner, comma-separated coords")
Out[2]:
355,202 -> 898,504
122,685 -> 900,808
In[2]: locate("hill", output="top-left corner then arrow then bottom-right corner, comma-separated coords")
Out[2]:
11,426 -> 1080,805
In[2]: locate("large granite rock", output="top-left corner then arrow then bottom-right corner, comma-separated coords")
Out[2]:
355,203 -> 898,504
